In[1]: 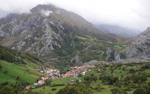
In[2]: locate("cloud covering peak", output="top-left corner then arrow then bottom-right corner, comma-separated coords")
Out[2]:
0,0 -> 150,31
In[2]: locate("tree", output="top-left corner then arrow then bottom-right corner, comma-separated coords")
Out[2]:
111,88 -> 118,94
84,76 -> 90,81
111,88 -> 127,94
91,76 -> 97,82
56,82 -> 92,94
0,64 -> 2,70
147,81 -> 150,87
141,83 -> 150,93
4,70 -> 8,74
133,88 -> 146,94
0,86 -> 15,94
130,82 -> 135,88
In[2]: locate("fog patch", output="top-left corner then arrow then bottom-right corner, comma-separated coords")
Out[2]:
40,9 -> 53,16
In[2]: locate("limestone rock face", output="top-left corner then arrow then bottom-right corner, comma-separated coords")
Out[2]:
0,4 -> 119,66
125,27 -> 150,59
106,48 -> 120,61
114,50 -> 120,60
106,49 -> 113,61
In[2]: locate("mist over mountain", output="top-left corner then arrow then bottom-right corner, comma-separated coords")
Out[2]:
0,10 -> 9,18
94,24 -> 141,37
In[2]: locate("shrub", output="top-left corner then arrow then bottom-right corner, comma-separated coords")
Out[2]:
1,81 -> 8,85
133,88 -> 146,94
147,73 -> 150,77
0,64 -> 2,70
141,64 -> 150,69
3,70 -> 8,74
51,88 -> 57,91
51,83 -> 65,87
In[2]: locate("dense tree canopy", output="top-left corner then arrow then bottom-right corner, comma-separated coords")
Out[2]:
133,88 -> 146,94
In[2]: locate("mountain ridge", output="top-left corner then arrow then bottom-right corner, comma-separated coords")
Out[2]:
0,4 -> 126,67
94,24 -> 141,37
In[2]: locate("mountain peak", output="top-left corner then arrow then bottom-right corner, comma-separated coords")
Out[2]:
141,26 -> 150,35
30,4 -> 56,14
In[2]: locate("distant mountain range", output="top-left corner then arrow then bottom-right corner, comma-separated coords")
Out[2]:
94,24 -> 141,37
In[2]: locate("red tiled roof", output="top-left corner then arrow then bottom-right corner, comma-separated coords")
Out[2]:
24,86 -> 30,90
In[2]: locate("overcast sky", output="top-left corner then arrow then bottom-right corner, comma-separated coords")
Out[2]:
0,0 -> 150,31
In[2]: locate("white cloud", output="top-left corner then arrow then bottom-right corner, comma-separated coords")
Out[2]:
0,0 -> 150,31
40,9 -> 53,16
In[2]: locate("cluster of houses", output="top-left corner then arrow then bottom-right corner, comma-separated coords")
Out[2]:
60,65 -> 95,78
33,76 -> 50,85
39,65 -> 95,79
45,69 -> 60,79
24,64 -> 95,90
24,76 -> 49,90
38,68 -> 60,79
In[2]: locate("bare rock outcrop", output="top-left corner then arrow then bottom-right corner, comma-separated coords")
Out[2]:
125,27 -> 150,59
106,48 -> 120,61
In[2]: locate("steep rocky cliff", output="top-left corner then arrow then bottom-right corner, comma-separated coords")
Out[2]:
125,27 -> 150,59
106,48 -> 121,61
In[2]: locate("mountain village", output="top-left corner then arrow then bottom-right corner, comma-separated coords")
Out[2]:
24,64 -> 96,90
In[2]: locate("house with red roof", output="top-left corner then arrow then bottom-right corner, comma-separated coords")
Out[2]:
24,86 -> 30,90
98,68 -> 101,72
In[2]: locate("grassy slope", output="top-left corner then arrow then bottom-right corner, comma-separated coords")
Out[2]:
32,86 -> 65,94
0,60 -> 45,85
31,76 -> 76,94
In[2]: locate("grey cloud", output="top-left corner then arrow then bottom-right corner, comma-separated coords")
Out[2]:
0,0 -> 149,31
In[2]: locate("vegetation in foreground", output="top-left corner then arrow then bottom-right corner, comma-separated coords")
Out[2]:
1,61 -> 150,94
55,63 -> 150,94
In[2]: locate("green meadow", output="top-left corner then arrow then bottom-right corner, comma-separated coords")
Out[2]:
0,60 -> 45,85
